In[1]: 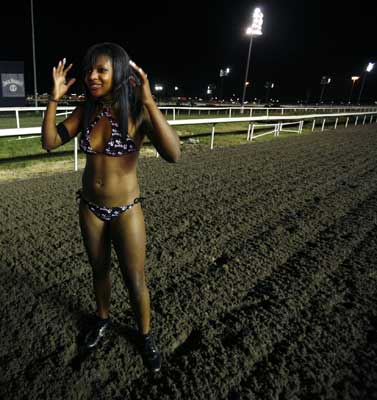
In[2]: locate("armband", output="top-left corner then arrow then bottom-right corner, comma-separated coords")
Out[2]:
56,122 -> 71,144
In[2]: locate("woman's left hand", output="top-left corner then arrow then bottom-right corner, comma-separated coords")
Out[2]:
129,60 -> 155,106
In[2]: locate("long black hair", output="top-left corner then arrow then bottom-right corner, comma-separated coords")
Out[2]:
81,42 -> 143,139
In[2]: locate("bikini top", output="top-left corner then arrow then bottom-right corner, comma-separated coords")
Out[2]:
79,106 -> 137,156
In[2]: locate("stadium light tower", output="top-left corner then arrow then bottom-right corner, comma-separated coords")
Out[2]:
348,76 -> 359,104
357,62 -> 375,105
219,67 -> 230,100
241,7 -> 263,110
319,76 -> 331,103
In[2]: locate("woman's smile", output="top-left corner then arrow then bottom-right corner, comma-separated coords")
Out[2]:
85,55 -> 113,97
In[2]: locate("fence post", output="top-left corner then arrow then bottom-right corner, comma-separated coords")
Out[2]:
355,116 -> 358,126
362,115 -> 366,125
299,120 -> 304,133
16,109 -> 20,128
312,119 -> 316,132
229,108 -> 232,118
249,108 -> 253,117
370,115 -> 373,123
210,124 -> 216,149
173,108 -> 176,120
250,124 -> 255,141
247,123 -> 252,141
345,117 -> 349,127
334,117 -> 338,129
321,119 -> 326,131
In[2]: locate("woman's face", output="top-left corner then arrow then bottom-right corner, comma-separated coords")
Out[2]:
84,55 -> 114,98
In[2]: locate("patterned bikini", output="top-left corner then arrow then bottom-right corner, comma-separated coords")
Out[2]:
77,106 -> 145,222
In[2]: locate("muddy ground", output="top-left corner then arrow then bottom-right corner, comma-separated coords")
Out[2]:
1,125 -> 377,399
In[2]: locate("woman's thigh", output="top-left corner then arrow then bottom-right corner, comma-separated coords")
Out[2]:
110,204 -> 146,288
79,200 -> 112,273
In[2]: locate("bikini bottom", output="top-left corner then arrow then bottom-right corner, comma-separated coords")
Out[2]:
76,189 -> 145,222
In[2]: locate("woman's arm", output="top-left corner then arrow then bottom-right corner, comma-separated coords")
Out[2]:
143,101 -> 181,163
130,61 -> 181,163
41,58 -> 78,151
42,104 -> 84,150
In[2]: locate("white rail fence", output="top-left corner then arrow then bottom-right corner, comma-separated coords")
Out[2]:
1,107 -> 377,171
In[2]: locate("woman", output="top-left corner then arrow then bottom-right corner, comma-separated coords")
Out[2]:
42,42 -> 181,372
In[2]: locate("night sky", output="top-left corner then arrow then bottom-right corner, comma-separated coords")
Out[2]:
2,0 -> 377,103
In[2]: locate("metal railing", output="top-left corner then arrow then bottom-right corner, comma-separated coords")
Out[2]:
1,107 -> 376,171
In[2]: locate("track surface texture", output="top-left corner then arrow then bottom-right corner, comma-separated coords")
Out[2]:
1,126 -> 377,400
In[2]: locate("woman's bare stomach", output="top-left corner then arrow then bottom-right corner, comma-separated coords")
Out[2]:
81,156 -> 141,207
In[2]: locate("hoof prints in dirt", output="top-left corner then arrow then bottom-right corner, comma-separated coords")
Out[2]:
1,125 -> 377,399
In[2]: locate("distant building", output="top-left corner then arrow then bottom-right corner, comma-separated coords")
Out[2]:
0,61 -> 25,107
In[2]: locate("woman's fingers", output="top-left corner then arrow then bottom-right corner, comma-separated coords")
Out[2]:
64,63 -> 73,73
129,60 -> 148,81
53,59 -> 74,83
54,58 -> 73,74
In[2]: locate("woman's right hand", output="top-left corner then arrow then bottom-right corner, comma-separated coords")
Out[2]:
51,58 -> 76,101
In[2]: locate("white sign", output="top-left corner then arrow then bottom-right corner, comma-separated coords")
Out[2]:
1,73 -> 25,97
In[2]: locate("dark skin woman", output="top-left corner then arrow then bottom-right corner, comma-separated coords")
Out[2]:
41,42 -> 181,372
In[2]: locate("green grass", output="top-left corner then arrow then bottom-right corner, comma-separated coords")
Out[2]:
0,136 -> 76,159
0,111 -> 67,129
179,122 -> 317,147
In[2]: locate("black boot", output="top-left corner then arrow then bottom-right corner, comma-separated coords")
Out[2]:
84,314 -> 111,349
139,331 -> 162,372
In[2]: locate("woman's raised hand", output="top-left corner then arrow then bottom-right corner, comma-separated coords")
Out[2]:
129,60 -> 154,106
51,58 -> 76,101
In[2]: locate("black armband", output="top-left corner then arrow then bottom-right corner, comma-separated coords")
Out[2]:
56,122 -> 71,144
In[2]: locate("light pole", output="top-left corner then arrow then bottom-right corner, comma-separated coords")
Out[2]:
319,76 -> 331,103
219,67 -> 230,101
241,7 -> 263,110
357,62 -> 375,105
30,0 -> 38,107
348,76 -> 359,104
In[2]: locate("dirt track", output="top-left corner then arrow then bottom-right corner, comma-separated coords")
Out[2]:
1,125 -> 377,399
